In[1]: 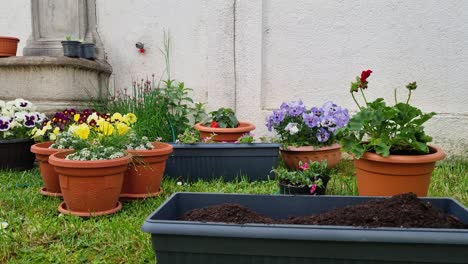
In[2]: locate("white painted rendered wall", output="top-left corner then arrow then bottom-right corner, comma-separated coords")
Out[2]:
1,0 -> 467,155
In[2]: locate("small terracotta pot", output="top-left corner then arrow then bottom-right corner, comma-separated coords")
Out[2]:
194,121 -> 256,142
0,36 -> 20,57
121,142 -> 173,199
30,141 -> 65,197
280,144 -> 341,169
354,146 -> 445,197
49,150 -> 130,217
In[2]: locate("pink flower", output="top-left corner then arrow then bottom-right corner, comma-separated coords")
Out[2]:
310,184 -> 317,194
299,162 -> 309,171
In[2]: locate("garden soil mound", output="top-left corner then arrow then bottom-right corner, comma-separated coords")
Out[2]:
181,193 -> 467,229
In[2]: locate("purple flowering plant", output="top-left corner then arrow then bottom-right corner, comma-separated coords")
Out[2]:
266,100 -> 349,148
0,99 -> 47,140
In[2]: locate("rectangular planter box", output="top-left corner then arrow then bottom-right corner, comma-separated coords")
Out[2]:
142,193 -> 468,264
164,143 -> 280,182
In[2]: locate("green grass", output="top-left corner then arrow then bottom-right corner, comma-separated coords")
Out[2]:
0,159 -> 466,263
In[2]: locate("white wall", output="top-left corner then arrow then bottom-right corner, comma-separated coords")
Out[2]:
1,0 -> 467,155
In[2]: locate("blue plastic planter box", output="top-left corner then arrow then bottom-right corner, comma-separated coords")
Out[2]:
164,143 -> 280,182
142,193 -> 468,264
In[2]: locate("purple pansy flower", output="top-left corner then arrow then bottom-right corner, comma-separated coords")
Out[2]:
265,116 -> 275,132
24,114 -> 37,128
271,109 -> 285,124
0,117 -> 11,132
311,107 -> 324,118
322,101 -> 339,114
316,128 -> 330,142
302,112 -> 320,128
287,101 -> 306,116
332,107 -> 350,128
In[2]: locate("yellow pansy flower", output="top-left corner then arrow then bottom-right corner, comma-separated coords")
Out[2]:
73,124 -> 90,139
111,113 -> 123,123
116,122 -> 130,135
123,113 -> 137,124
99,121 -> 114,136
53,127 -> 60,135
74,113 -> 80,122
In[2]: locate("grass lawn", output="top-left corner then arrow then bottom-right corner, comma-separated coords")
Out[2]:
1,158 -> 467,263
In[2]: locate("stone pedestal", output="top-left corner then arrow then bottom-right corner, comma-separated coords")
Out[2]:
23,0 -> 105,59
0,56 -> 111,113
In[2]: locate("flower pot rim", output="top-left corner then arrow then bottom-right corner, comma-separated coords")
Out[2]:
358,145 -> 445,164
194,121 -> 256,133
0,36 -> 19,42
31,141 -> 64,155
126,142 -> 174,157
280,143 -> 341,152
49,150 -> 131,168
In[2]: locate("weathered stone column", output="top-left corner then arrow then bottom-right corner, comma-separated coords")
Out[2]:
23,0 -> 105,59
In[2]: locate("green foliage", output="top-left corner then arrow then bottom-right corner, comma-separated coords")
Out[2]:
339,72 -> 435,158
206,108 -> 239,128
272,161 -> 330,187
237,133 -> 254,143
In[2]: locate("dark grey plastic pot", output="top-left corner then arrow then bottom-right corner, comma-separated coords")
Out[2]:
0,138 -> 35,170
61,41 -> 81,58
142,193 -> 468,264
80,43 -> 95,60
165,143 -> 280,182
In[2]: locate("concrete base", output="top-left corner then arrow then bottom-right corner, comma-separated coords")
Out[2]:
0,56 -> 112,113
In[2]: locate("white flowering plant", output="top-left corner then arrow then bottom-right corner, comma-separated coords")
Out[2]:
0,99 -> 47,140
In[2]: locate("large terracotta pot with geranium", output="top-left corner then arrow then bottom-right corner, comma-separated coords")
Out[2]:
266,100 -> 350,169
121,139 -> 173,199
194,107 -> 255,142
339,70 -> 445,197
0,98 -> 47,170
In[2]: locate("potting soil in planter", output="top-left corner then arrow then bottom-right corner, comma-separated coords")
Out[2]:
182,193 -> 467,229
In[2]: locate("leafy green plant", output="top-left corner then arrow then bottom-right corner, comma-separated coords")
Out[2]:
272,160 -> 330,191
236,133 -> 254,144
205,108 -> 239,128
338,70 -> 435,158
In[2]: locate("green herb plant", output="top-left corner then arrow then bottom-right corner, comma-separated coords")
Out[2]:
338,70 -> 435,158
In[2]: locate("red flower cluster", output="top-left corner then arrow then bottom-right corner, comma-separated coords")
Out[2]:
210,121 -> 219,128
360,70 -> 372,83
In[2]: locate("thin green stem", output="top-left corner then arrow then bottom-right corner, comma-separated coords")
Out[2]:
406,90 -> 412,104
351,92 -> 362,110
359,88 -> 369,105
394,88 -> 398,104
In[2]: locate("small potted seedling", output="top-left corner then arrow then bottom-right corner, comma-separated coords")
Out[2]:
61,36 -> 81,58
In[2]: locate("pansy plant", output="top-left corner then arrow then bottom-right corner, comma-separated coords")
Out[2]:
0,99 -> 47,140
266,100 -> 349,148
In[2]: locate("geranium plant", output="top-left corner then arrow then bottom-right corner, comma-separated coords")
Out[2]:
338,70 -> 435,158
205,108 -> 239,128
272,161 -> 330,195
266,100 -> 349,148
0,98 -> 47,139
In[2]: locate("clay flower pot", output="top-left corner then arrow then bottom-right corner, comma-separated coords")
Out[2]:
354,145 -> 445,197
194,121 -> 256,142
121,142 -> 173,199
280,144 -> 341,169
0,36 -> 19,57
30,141 -> 65,197
49,150 -> 130,217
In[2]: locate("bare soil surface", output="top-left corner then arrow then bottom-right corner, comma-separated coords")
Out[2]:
181,193 -> 467,229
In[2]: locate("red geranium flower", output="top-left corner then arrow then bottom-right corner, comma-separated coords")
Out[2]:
360,69 -> 373,83
210,121 -> 219,128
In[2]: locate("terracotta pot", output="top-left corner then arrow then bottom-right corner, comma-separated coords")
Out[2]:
280,144 -> 341,169
121,142 -> 173,199
354,146 -> 445,197
0,36 -> 19,57
49,150 -> 130,217
194,121 -> 256,142
30,141 -> 65,197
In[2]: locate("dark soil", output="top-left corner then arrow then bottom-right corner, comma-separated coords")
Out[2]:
181,193 -> 467,229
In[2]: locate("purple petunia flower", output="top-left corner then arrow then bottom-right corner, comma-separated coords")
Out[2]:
316,128 -> 330,142
0,117 -> 11,132
302,112 -> 320,128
